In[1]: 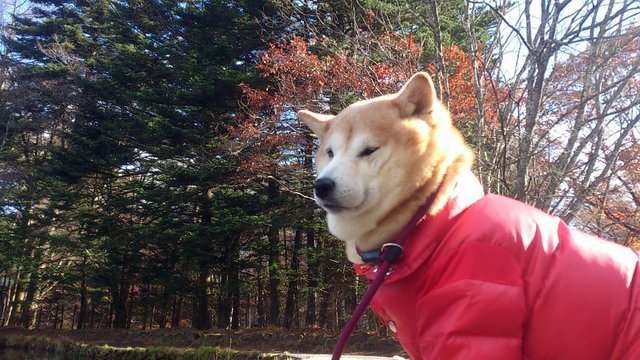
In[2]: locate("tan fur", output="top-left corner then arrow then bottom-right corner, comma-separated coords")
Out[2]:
298,73 -> 473,263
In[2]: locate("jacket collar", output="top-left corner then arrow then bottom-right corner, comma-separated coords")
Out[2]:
354,171 -> 485,280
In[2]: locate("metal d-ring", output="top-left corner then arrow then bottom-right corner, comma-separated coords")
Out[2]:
380,243 -> 404,263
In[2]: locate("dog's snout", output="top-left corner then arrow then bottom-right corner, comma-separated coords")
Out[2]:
314,178 -> 335,199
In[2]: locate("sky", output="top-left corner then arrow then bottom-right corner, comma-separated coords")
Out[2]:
496,0 -> 640,80
0,0 -> 33,54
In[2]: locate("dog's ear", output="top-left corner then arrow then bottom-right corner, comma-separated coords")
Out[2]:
394,72 -> 437,118
298,110 -> 334,139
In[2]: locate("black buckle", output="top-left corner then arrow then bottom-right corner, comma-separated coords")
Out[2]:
358,243 -> 404,264
359,249 -> 381,264
380,243 -> 404,263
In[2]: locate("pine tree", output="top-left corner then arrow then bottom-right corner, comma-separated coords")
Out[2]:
6,0 -> 278,329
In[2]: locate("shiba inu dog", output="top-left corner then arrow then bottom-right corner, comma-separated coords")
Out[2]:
298,72 -> 472,263
298,72 -> 640,359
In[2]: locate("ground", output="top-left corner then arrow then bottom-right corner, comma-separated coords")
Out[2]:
0,327 -> 406,357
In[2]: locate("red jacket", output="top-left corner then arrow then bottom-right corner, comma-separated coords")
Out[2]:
355,173 -> 640,359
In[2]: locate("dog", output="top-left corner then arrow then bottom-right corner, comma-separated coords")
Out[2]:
298,72 -> 640,359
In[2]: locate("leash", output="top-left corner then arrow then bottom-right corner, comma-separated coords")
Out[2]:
331,191 -> 438,360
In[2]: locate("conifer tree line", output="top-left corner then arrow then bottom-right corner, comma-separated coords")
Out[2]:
0,0 -> 638,332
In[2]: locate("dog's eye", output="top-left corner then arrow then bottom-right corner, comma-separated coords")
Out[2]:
326,148 -> 334,158
359,147 -> 379,157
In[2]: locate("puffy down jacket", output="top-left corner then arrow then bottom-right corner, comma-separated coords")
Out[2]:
355,173 -> 640,359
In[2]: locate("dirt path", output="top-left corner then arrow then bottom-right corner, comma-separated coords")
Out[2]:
289,354 -> 404,360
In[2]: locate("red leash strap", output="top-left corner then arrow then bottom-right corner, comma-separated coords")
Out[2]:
331,193 -> 436,360
331,259 -> 392,360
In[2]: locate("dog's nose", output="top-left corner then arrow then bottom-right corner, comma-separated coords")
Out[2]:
314,178 -> 335,199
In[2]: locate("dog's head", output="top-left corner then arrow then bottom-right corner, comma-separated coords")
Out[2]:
299,72 -> 471,262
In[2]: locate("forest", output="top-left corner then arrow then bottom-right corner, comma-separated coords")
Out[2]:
0,0 -> 639,338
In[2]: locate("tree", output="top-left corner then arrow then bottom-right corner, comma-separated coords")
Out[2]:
588,142 -> 640,247
478,0 -> 640,211
4,0 -> 279,330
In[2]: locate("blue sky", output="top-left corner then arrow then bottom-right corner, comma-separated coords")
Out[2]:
0,0 -> 32,53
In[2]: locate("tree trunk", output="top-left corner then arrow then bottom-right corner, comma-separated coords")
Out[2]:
462,0 -> 489,187
516,63 -> 547,202
342,266 -> 357,328
59,305 -> 64,329
284,229 -> 302,329
90,301 -> 96,329
193,194 -> 213,330
318,235 -> 332,329
111,281 -> 129,328
267,225 -> 280,326
217,236 -> 241,329
305,228 -> 317,328
72,305 -> 77,329
318,275 -> 331,329
156,293 -> 169,329
107,301 -> 113,328
127,283 -> 135,328
245,291 -> 252,328
8,271 -> 23,326
216,275 -> 230,329
46,302 -> 54,328
303,139 -> 318,328
171,296 -> 182,328
231,271 -> 240,330
429,0 -> 450,107
230,244 -> 241,330
0,275 -> 7,325
35,304 -> 43,328
53,304 -> 60,329
20,269 -> 39,328
257,266 -> 265,327
266,176 -> 281,327
77,271 -> 88,329
142,283 -> 152,330
193,263 -> 212,330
